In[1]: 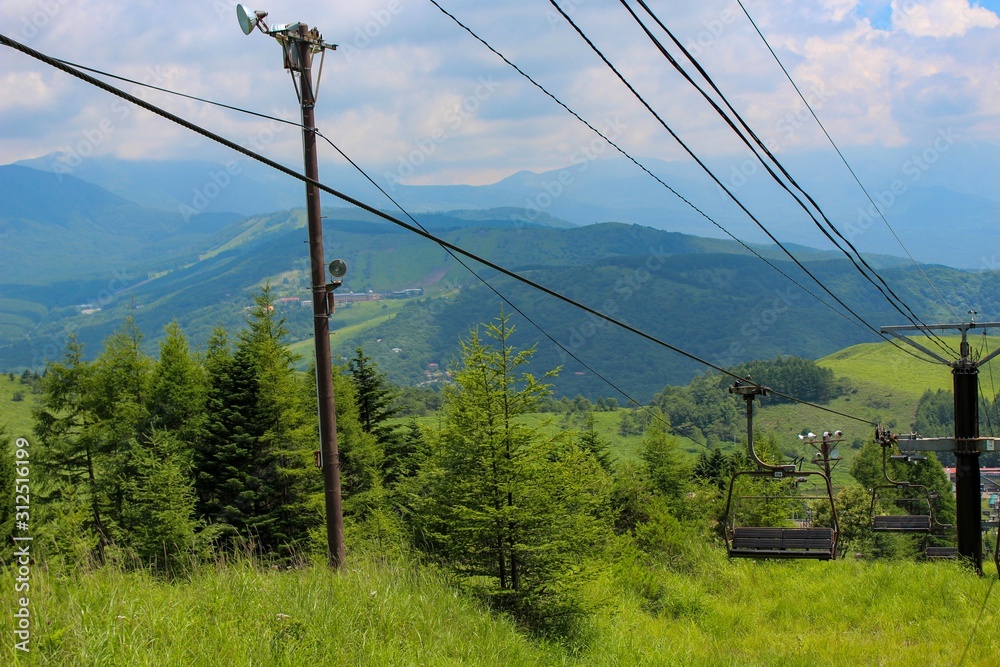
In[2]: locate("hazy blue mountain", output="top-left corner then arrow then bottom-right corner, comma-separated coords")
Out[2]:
0,165 -> 241,284
14,143 -> 999,267
3,151 -> 998,399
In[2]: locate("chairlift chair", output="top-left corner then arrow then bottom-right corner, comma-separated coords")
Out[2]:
723,381 -> 838,560
869,448 -> 935,533
725,468 -> 839,560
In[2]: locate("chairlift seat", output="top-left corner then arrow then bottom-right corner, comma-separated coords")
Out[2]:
925,546 -> 959,559
730,526 -> 835,559
872,514 -> 932,532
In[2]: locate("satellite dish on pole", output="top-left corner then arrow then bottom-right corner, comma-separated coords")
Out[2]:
237,4 -> 266,35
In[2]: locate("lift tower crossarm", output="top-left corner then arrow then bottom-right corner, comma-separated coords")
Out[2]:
880,321 -> 1000,365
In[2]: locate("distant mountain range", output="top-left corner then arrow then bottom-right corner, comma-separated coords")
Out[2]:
14,142 -> 1000,268
2,157 -> 999,399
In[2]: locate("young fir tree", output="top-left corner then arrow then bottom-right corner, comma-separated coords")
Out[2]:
194,329 -> 269,547
347,346 -> 404,483
148,321 -> 207,452
640,409 -> 691,509
116,431 -> 200,574
237,285 -> 318,552
194,288 -> 320,555
89,316 -> 158,547
577,413 -> 615,474
33,335 -> 110,558
410,314 -> 612,629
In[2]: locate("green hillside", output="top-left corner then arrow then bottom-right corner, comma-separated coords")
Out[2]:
819,335 -> 1000,399
5,168 -> 1000,407
0,372 -> 36,439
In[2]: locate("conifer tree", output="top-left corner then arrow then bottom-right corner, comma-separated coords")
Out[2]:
347,346 -> 404,483
33,336 -> 107,555
148,321 -> 207,450
193,288 -> 320,554
0,425 -> 14,565
194,331 -> 269,546
640,410 -> 691,508
410,314 -> 611,628
116,431 -> 200,573
238,285 -> 317,551
578,413 -> 615,473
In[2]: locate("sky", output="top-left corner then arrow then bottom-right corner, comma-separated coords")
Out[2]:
0,0 -> 998,189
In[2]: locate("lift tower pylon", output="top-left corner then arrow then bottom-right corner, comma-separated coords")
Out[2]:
882,318 -> 1000,574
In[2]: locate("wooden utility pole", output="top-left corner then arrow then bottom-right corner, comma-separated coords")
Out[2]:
239,7 -> 345,568
800,431 -> 844,481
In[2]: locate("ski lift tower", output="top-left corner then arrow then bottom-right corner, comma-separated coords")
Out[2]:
881,316 -> 1000,574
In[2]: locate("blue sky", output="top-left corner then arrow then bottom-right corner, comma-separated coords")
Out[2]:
0,0 -> 997,188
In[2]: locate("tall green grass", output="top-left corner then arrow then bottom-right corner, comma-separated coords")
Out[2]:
4,550 -> 998,666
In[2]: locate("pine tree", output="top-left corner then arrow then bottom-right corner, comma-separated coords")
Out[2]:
693,448 -> 728,490
148,321 -> 207,451
115,431 -> 200,574
33,336 -> 100,546
578,413 -> 615,473
193,288 -> 321,554
194,333 -> 268,546
239,285 -> 319,552
410,314 -> 611,628
640,410 -> 691,508
347,347 -> 403,483
89,316 -> 155,545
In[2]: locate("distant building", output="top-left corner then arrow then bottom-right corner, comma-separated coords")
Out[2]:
337,292 -> 381,303
385,288 -> 424,299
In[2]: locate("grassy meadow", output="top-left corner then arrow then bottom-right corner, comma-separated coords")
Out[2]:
0,373 -> 35,440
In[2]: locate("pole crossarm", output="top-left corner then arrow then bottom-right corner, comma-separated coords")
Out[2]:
880,322 -> 1000,333
880,329 -> 953,365
895,434 -> 999,453
881,321 -> 1000,367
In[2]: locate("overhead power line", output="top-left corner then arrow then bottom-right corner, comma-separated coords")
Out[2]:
58,58 -> 304,130
542,1 -> 941,361
315,131 -> 693,442
422,0 -> 880,342
734,0 -> 961,323
624,0 -> 945,350
51,54 -> 697,443
0,32 -> 878,427
54,52 -> 862,438
77,4 -> 941,373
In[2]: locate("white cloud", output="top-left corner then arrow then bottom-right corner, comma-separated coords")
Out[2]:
892,0 -> 1000,37
0,0 -> 997,185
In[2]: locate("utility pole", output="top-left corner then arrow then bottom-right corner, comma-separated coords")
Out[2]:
237,6 -> 345,568
800,431 -> 844,481
882,318 -> 1000,574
